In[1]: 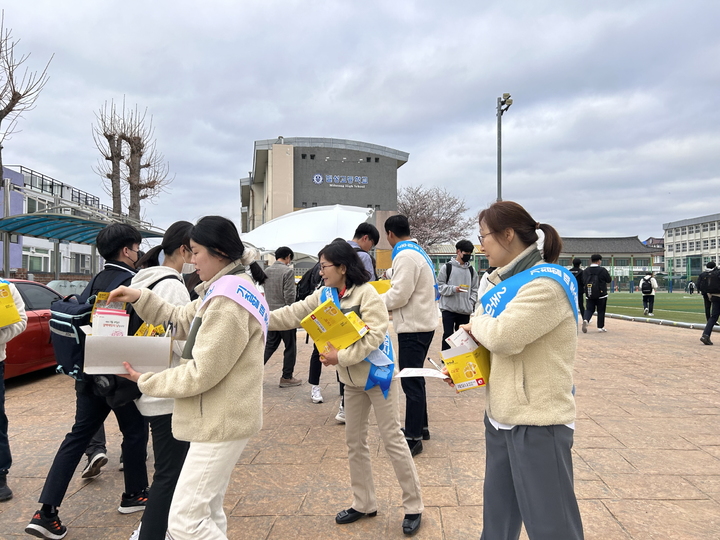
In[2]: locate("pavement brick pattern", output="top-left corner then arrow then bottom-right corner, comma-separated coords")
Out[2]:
1,318 -> 718,539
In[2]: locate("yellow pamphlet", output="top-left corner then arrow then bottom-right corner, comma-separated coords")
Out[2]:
301,298 -> 369,353
441,335 -> 490,392
0,283 -> 22,327
90,292 -> 127,322
369,280 -> 391,294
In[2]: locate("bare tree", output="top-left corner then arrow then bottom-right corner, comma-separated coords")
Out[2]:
0,11 -> 52,175
120,106 -> 172,221
92,101 -> 124,215
397,185 -> 477,250
93,101 -> 172,221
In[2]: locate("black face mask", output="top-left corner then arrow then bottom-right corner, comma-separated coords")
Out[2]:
461,253 -> 471,263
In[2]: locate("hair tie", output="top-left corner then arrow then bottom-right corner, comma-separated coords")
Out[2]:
240,246 -> 259,266
535,222 -> 541,230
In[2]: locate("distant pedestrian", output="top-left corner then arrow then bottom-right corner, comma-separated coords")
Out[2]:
437,240 -> 479,351
640,271 -> 658,316
698,261 -> 717,321
699,262 -> 720,346
569,258 -> 584,316
581,254 -> 612,333
688,281 -> 696,294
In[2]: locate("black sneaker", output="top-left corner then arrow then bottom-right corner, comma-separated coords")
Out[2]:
81,452 -> 108,479
118,488 -> 149,514
25,510 -> 68,539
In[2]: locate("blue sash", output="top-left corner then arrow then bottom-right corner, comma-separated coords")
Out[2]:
480,264 -> 579,321
320,287 -> 395,398
391,240 -> 440,300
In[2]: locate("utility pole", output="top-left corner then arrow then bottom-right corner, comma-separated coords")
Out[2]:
496,93 -> 513,202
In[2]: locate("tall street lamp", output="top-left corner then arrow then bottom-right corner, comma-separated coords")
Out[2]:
496,93 -> 513,202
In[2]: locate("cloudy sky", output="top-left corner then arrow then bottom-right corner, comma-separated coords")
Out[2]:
2,0 -> 719,242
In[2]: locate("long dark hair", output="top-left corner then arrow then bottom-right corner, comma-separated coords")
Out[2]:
478,201 -> 563,264
190,216 -> 245,261
318,239 -> 371,288
248,261 -> 268,285
136,220 -> 193,268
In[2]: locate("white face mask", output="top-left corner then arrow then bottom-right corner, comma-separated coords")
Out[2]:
181,263 -> 196,274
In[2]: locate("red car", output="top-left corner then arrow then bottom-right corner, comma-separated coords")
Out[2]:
3,279 -> 63,379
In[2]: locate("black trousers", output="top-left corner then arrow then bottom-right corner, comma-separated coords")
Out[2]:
308,345 -> 344,401
263,329 -> 297,379
703,293 -> 712,320
584,297 -> 607,329
0,362 -> 10,475
642,294 -> 655,313
703,296 -> 720,337
440,311 -> 470,351
139,414 -> 190,540
39,383 -> 149,506
398,331 -> 435,440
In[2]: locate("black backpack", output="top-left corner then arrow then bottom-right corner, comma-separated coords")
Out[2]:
640,277 -> 653,295
296,262 -> 322,301
49,271 -> 132,380
584,268 -> 603,300
706,268 -> 720,294
126,274 -> 183,335
444,262 -> 475,283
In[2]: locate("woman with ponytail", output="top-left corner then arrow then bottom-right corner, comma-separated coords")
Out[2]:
128,221 -> 193,540
452,201 -> 584,539
110,216 -> 266,540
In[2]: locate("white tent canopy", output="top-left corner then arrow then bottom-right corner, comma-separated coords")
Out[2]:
241,204 -> 374,260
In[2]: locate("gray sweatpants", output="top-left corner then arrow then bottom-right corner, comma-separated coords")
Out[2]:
480,415 -> 584,540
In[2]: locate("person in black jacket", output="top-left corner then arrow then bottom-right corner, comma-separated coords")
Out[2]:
581,254 -> 612,333
569,257 -> 584,316
26,223 -> 150,540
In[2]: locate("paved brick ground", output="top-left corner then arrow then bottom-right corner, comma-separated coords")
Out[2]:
1,317 -> 718,539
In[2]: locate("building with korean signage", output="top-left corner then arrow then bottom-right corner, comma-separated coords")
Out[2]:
240,137 -> 408,232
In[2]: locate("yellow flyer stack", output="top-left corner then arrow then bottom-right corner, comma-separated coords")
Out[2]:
0,282 -> 21,327
441,328 -> 491,392
301,298 -> 369,352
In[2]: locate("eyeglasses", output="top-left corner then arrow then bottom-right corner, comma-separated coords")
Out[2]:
319,263 -> 337,271
477,232 -> 494,244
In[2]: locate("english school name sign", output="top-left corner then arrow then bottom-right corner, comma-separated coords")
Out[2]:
313,173 -> 368,189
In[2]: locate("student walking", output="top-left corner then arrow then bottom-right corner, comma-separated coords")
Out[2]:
640,271 -> 658,316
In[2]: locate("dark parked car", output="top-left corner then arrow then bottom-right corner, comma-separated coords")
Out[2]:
3,279 -> 63,379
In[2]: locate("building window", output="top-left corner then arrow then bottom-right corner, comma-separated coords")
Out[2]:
675,259 -> 682,268
668,245 -> 673,252
703,223 -> 709,232
712,239 -> 717,249
302,202 -> 307,208
311,202 -> 317,207
703,240 -> 709,250
681,243 -> 687,252
374,157 -> 379,163
667,229 -> 673,238
681,227 -> 687,234
10,234 -> 18,244
301,154 -> 307,159
366,157 -> 371,162
615,258 -> 629,266
710,222 -> 716,231
27,197 -> 47,214
636,258 -> 650,266
310,154 -> 315,160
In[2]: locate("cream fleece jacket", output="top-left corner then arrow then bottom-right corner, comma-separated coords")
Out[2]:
133,260 -> 264,443
130,266 -> 191,417
472,245 -> 577,426
269,283 -> 389,387
381,242 -> 438,333
0,281 -> 28,361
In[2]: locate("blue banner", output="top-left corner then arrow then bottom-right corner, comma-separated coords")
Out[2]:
391,240 -> 440,300
320,287 -> 394,398
480,264 -> 579,322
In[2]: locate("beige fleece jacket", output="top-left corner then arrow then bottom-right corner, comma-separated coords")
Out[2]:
269,283 -> 389,387
472,255 -> 577,426
381,242 -> 438,333
133,260 -> 264,443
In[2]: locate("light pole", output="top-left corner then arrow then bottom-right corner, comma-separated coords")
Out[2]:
496,93 -> 513,202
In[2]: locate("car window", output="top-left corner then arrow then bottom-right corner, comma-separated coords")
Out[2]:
15,282 -> 63,310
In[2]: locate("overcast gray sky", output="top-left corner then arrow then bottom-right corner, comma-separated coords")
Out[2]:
3,0 -> 719,241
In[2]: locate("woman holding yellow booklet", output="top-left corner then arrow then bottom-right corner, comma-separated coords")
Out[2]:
269,239 -> 424,536
451,201 -> 583,540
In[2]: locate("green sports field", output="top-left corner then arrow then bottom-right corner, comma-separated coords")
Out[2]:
605,292 -> 708,325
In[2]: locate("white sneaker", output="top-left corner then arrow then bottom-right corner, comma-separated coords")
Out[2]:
648,313 -> 654,316
311,385 -> 323,404
644,308 -> 649,315
129,525 -> 140,540
598,328 -> 607,332
581,320 -> 588,334
335,405 -> 346,423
